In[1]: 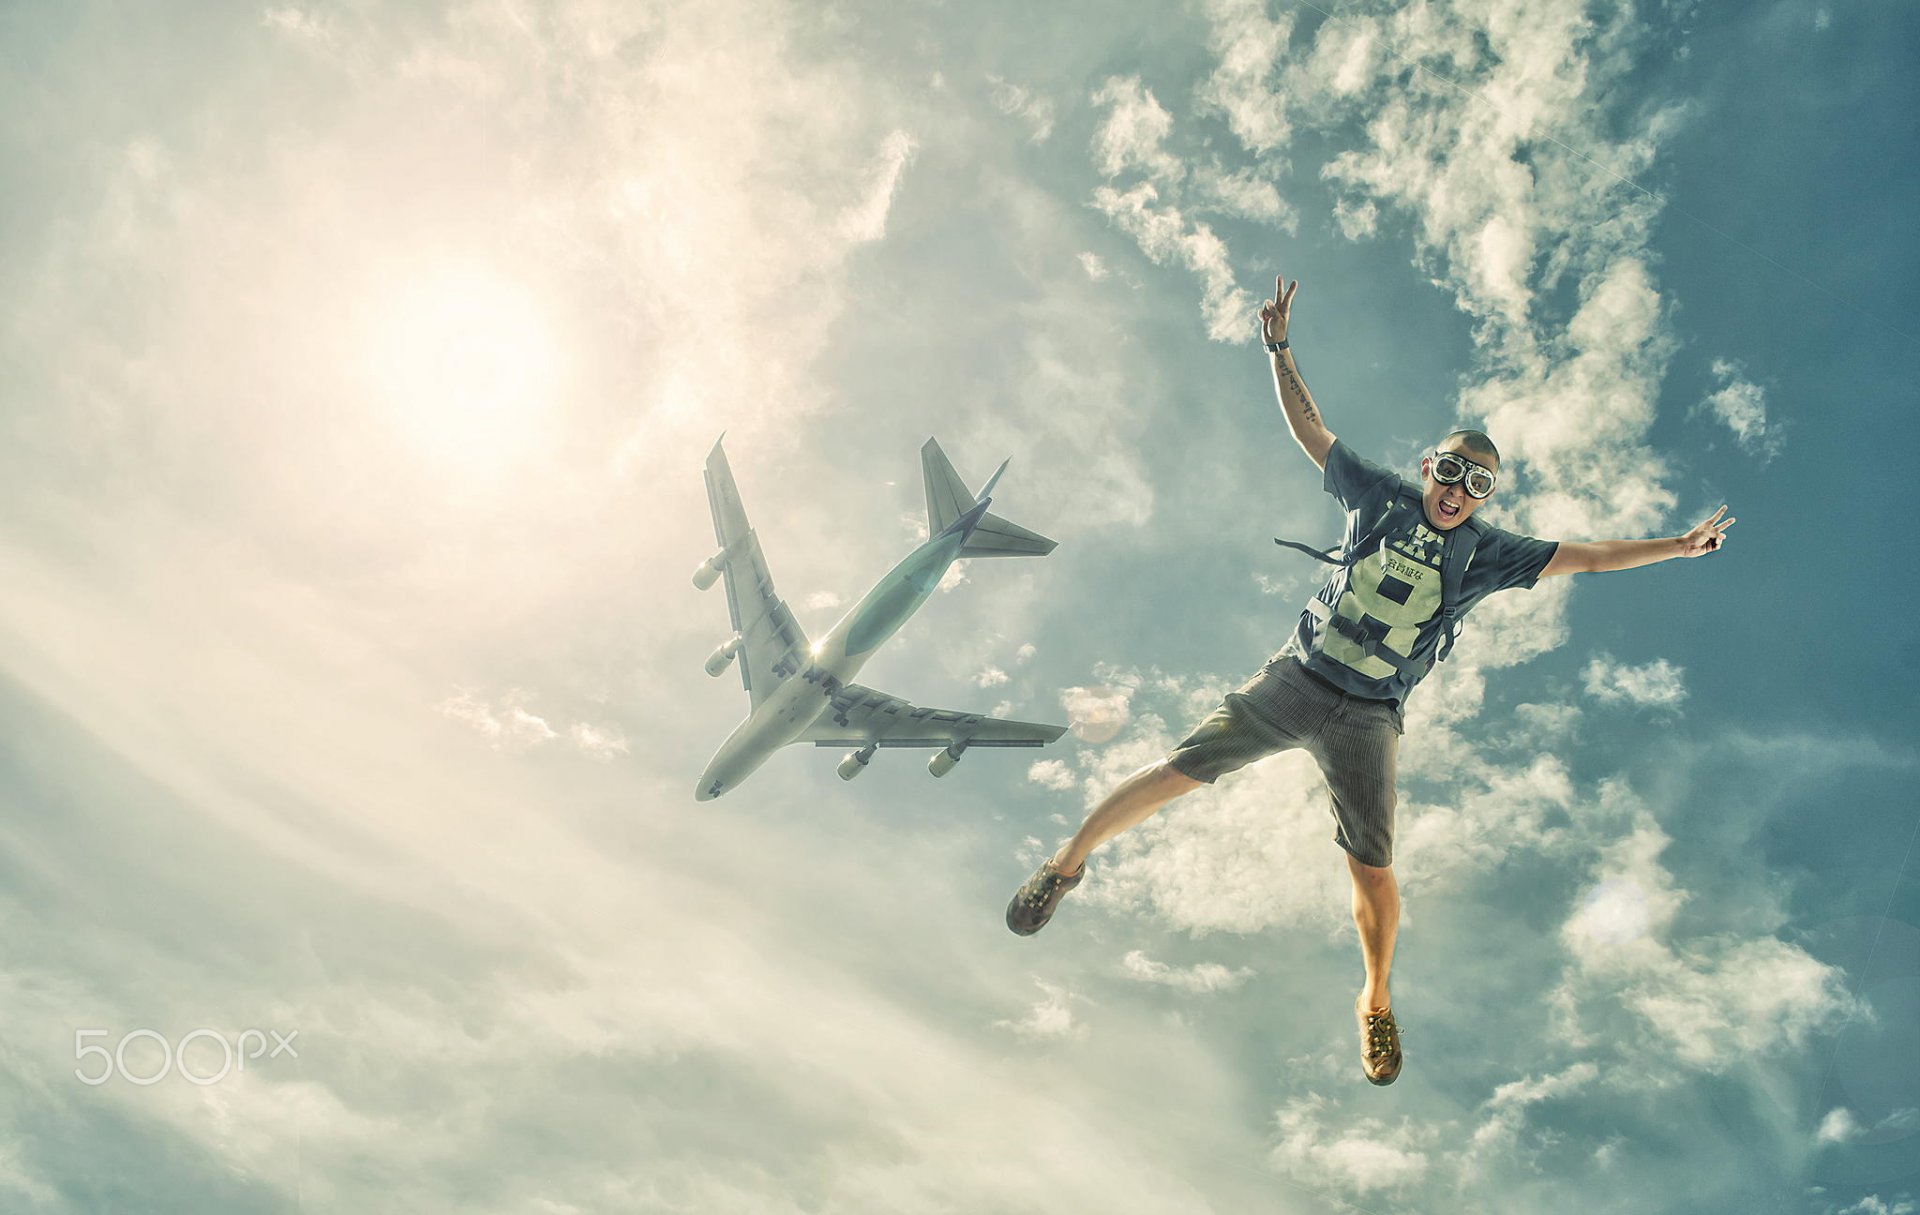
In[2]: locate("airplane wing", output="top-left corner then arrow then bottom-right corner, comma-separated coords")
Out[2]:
704,439 -> 810,707
800,683 -> 1067,749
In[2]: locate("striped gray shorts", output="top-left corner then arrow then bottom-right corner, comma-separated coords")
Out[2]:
1166,654 -> 1404,868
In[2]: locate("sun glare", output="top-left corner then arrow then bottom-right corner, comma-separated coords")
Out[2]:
364,265 -> 560,479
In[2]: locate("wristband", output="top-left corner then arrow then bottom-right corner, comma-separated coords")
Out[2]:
1265,338 -> 1289,353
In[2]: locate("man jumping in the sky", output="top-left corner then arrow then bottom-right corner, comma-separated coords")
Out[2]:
1007,274 -> 1734,1086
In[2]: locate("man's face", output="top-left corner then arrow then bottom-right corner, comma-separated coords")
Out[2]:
1420,443 -> 1497,531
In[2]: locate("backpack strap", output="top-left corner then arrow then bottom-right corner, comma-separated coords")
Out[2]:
1434,515 -> 1484,663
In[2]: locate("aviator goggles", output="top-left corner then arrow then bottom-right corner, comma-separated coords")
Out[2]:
1430,451 -> 1497,499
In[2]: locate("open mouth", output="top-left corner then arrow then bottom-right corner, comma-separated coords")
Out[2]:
1437,498 -> 1461,520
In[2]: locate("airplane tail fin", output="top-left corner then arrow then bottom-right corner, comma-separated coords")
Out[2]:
920,438 -> 1057,559
921,439 -> 973,534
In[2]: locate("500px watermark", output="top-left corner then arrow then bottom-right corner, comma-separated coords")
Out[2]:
73,1028 -> 299,1086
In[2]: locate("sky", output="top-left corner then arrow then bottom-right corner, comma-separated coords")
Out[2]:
1,0 -> 1917,1212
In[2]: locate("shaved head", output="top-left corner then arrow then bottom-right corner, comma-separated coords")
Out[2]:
1441,429 -> 1500,466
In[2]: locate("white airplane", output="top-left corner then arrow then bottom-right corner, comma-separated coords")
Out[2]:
692,435 -> 1068,801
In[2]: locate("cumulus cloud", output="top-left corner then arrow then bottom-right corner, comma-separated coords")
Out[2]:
1266,0 -> 1690,546
1270,1095 -> 1432,1195
1027,758 -> 1078,791
1837,1198 -> 1918,1215
1091,76 -> 1183,181
1469,1062 -> 1601,1155
1088,76 -> 1279,341
1062,682 -> 1133,745
1332,195 -> 1378,241
1195,0 -> 1297,153
1556,815 -> 1858,1074
1119,949 -> 1253,993
974,666 -> 1009,688
993,980 -> 1087,1041
1816,1106 -> 1920,1145
1091,181 -> 1251,342
1818,1106 -> 1865,1144
1698,357 -> 1782,458
1583,654 -> 1688,709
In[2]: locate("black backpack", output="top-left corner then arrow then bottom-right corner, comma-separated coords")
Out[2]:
1274,481 -> 1484,674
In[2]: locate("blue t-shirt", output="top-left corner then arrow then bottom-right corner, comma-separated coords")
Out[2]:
1285,440 -> 1558,705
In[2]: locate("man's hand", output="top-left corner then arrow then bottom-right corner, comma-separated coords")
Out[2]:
1679,505 -> 1736,557
1543,505 -> 1738,576
1260,275 -> 1298,345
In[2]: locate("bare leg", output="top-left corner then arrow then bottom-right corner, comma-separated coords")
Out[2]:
1051,759 -> 1203,875
1347,852 -> 1399,1010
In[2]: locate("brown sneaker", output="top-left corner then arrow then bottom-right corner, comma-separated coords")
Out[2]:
1357,999 -> 1403,1086
1005,858 -> 1083,936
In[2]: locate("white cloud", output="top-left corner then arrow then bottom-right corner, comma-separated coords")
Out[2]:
1091,182 -> 1251,342
1027,759 -> 1078,791
1195,0 -> 1297,154
1014,642 -> 1037,664
1557,815 -> 1859,1075
1119,949 -> 1253,993
1195,163 -> 1296,227
1816,1106 -> 1919,1146
1061,682 -> 1133,745
1818,1106 -> 1864,1144
1469,1062 -> 1601,1156
1091,76 -> 1183,181
1270,1095 -> 1432,1194
1583,654 -> 1687,709
974,666 -> 1009,688
437,689 -> 559,750
568,721 -> 629,761
1698,357 -> 1782,458
838,129 -> 916,243
438,690 -> 630,760
1077,251 -> 1109,280
1087,77 -> 1266,342
993,980 -> 1087,1041
1838,1198 -> 1917,1215
1332,195 -> 1378,240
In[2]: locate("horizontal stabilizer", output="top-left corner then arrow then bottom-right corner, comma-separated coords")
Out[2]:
960,510 -> 1056,558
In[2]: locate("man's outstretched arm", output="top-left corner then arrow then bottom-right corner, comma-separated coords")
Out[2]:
1540,506 -> 1737,577
1260,275 -> 1336,470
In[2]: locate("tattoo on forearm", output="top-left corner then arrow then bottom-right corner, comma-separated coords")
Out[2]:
1278,362 -> 1317,424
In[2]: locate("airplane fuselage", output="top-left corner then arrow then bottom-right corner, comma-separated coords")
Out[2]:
695,507 -> 982,799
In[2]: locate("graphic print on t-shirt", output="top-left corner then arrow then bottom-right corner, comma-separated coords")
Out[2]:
1322,519 -> 1446,680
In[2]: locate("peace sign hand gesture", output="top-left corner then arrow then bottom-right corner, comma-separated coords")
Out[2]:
1260,275 -> 1298,346
1679,505 -> 1737,557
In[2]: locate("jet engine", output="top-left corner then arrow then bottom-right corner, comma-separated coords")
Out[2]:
928,742 -> 968,778
704,634 -> 743,677
838,744 -> 877,781
692,552 -> 726,590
